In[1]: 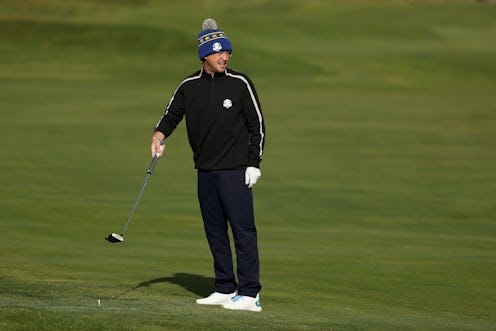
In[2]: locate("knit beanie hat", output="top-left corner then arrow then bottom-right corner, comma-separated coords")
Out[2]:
197,18 -> 232,60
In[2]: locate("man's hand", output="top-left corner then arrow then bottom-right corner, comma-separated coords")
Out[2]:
245,167 -> 261,188
151,132 -> 165,157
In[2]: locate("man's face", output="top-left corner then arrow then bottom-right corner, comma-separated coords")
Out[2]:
203,51 -> 230,74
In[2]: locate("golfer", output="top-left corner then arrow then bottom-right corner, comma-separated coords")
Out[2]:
150,18 -> 265,312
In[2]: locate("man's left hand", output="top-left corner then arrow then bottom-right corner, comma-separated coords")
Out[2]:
245,167 -> 261,188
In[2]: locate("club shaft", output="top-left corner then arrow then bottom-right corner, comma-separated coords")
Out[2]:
121,173 -> 151,235
121,153 -> 160,235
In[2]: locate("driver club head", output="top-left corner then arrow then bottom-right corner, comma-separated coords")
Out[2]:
106,233 -> 124,243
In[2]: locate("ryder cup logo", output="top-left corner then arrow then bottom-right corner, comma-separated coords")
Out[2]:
223,99 -> 232,109
212,42 -> 223,52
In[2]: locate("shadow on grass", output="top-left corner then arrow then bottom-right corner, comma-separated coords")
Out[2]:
114,273 -> 214,299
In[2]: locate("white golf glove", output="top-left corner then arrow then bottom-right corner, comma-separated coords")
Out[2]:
245,167 -> 261,188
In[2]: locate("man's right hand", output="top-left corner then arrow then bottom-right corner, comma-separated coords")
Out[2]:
151,132 -> 165,157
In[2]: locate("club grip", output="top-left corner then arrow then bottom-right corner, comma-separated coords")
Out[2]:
147,140 -> 164,175
147,155 -> 159,175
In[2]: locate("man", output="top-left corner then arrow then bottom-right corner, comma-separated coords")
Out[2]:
150,18 -> 265,312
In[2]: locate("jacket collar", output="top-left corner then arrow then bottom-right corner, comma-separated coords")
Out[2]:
200,67 -> 228,78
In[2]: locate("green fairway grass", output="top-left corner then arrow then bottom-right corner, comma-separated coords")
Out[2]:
1,1 -> 495,330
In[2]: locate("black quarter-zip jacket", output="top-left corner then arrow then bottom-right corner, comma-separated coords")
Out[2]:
155,68 -> 265,170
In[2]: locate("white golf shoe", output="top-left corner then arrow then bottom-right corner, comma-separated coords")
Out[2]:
222,294 -> 262,312
196,291 -> 236,305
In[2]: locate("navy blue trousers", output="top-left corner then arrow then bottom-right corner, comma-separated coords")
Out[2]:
197,169 -> 261,297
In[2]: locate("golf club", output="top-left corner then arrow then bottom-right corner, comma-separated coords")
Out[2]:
106,142 -> 164,243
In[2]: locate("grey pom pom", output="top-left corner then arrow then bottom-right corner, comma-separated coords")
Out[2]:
202,18 -> 218,30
